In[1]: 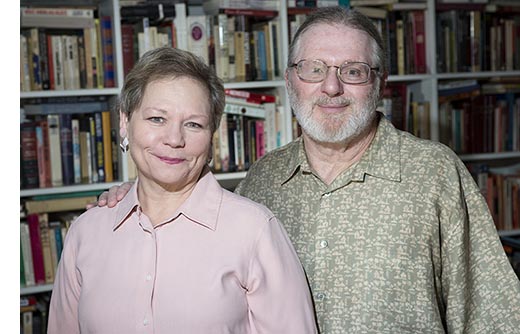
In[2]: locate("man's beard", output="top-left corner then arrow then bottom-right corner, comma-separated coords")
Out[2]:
288,82 -> 381,144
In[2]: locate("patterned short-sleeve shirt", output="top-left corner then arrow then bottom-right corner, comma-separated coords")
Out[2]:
236,115 -> 520,334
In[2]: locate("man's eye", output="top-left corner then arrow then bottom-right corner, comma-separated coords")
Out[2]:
186,122 -> 202,128
345,69 -> 362,77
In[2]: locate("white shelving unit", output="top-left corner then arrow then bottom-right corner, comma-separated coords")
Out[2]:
19,0 -> 520,294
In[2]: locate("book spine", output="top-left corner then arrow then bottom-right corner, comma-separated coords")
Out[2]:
89,115 -> 99,183
101,16 -> 115,88
101,111 -> 113,182
59,113 -> 74,185
72,118 -> 81,184
27,214 -> 46,284
37,213 -> 54,284
47,115 -> 63,187
94,112 -> 105,182
38,28 -> 50,90
35,121 -> 51,188
20,221 -> 36,286
121,24 -> 135,77
20,122 -> 39,189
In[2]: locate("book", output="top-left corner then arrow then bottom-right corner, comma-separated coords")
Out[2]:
35,120 -> 51,188
26,213 -> 46,284
101,16 -> 115,88
24,195 -> 98,214
72,118 -> 81,184
89,115 -> 99,183
174,3 -> 188,51
214,13 -> 230,81
21,6 -> 95,29
38,28 -> 51,90
224,89 -> 277,104
20,221 -> 36,286
218,113 -> 230,172
121,24 -> 136,77
79,121 -> 93,183
396,18 -> 405,75
20,34 -> 32,92
94,112 -> 105,182
47,114 -> 63,187
187,15 -> 210,64
37,213 -> 54,284
409,11 -> 426,74
102,111 -> 114,182
59,114 -> 74,185
20,122 -> 39,189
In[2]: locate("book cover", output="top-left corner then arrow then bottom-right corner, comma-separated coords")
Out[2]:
51,35 -> 65,90
121,24 -> 136,77
89,115 -> 99,183
79,125 -> 92,183
218,113 -> 230,172
174,3 -> 188,51
37,28 -> 50,90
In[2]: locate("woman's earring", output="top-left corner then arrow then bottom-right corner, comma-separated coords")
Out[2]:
120,137 -> 129,153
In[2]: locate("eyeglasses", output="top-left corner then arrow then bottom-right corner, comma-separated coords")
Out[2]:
289,59 -> 380,85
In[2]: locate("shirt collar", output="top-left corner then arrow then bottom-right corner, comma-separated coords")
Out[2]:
113,169 -> 223,231
281,113 -> 401,184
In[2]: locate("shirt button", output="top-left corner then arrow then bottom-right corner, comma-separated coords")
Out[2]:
146,274 -> 152,281
315,292 -> 326,301
143,318 -> 149,326
319,240 -> 328,248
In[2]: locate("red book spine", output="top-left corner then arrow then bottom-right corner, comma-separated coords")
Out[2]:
27,214 -> 46,284
410,11 -> 426,74
121,24 -> 135,77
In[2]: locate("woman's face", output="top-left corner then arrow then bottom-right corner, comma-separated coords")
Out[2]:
120,77 -> 212,192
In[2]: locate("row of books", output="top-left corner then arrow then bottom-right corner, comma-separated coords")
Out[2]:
438,89 -> 520,155
20,105 -> 118,190
20,6 -> 115,92
211,96 -> 285,173
379,83 -> 430,139
20,211 -> 79,287
121,3 -> 284,83
20,294 -> 50,334
436,9 -> 520,73
470,163 -> 520,232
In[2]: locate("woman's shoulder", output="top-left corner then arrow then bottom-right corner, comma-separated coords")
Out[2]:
220,189 -> 275,222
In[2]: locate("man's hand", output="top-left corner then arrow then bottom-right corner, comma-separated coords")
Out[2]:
86,182 -> 134,209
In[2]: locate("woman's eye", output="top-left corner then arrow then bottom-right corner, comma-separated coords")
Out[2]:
148,117 -> 164,123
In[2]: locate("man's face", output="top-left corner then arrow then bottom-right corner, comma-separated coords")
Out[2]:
286,24 -> 381,144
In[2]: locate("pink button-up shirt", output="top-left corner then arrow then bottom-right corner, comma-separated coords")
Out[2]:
48,171 -> 317,333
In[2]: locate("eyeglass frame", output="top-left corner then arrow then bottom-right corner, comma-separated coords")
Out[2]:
289,59 -> 380,85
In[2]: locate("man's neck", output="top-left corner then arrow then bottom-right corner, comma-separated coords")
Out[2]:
303,122 -> 378,185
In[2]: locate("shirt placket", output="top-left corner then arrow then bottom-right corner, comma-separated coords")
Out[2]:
136,209 -> 157,334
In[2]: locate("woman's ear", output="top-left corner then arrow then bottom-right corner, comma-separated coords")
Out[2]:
119,110 -> 128,139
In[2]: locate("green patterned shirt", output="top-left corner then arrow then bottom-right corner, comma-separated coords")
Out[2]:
236,115 -> 520,334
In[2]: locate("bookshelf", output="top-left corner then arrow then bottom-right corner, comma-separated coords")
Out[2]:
18,0 -> 520,327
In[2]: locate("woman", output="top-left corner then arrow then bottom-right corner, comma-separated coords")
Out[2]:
48,47 -> 317,333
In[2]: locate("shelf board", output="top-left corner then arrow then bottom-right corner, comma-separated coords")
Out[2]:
20,182 -> 122,198
436,71 -> 520,80
20,283 -> 53,295
498,229 -> 520,237
223,79 -> 286,90
459,151 -> 520,162
20,88 -> 121,99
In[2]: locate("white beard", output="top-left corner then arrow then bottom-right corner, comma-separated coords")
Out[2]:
288,82 -> 381,144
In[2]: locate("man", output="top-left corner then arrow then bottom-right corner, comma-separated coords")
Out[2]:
98,7 -> 520,333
